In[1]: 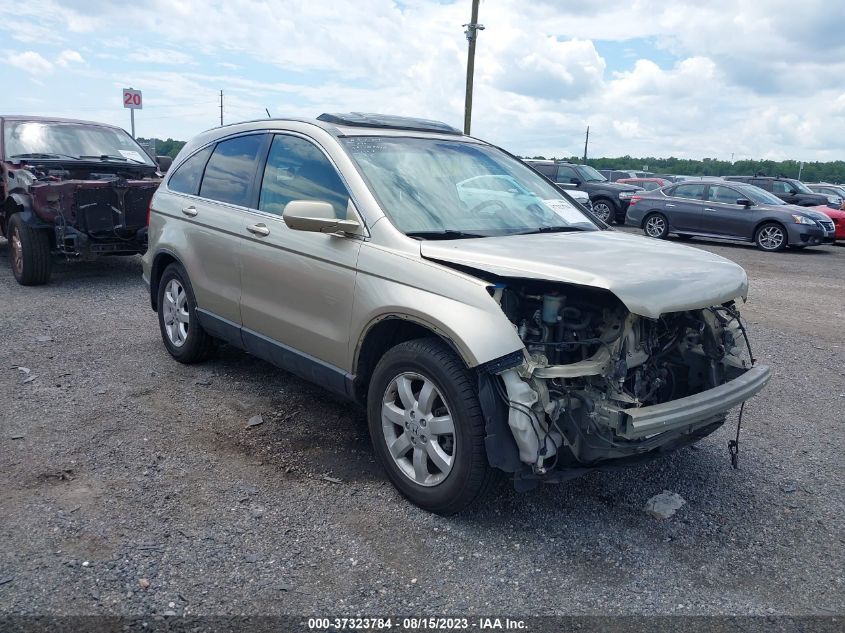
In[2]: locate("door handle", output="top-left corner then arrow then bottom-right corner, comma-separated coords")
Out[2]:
247,223 -> 270,237
665,203 -> 675,208
181,206 -> 198,217
704,207 -> 715,211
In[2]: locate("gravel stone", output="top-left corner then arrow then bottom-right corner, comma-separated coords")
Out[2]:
0,235 -> 843,616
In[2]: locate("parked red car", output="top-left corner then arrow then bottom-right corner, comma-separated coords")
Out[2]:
616,177 -> 670,191
808,205 -> 845,241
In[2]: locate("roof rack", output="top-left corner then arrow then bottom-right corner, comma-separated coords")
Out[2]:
317,112 -> 462,135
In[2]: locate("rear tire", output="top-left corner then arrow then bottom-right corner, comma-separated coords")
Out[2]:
367,338 -> 499,515
755,222 -> 787,252
8,214 -> 52,286
156,263 -> 216,363
643,212 -> 669,239
591,199 -> 614,224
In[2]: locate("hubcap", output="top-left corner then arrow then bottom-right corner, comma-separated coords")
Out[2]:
645,215 -> 665,237
162,279 -> 189,347
759,226 -> 784,250
381,372 -> 456,487
10,228 -> 23,275
593,202 -> 612,222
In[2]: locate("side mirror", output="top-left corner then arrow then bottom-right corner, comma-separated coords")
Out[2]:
156,155 -> 172,173
736,198 -> 752,207
282,200 -> 363,235
569,178 -> 582,186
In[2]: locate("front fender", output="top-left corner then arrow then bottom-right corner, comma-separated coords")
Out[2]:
350,243 -> 524,371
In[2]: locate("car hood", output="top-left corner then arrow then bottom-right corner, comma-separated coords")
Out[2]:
420,231 -> 748,319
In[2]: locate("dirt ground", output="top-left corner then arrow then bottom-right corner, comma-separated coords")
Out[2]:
0,231 -> 843,617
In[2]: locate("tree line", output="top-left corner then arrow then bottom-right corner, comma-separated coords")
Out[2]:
136,136 -> 845,184
136,137 -> 186,159
525,155 -> 845,184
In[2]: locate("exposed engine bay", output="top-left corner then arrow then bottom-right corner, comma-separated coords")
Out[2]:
1,159 -> 159,257
490,280 -> 757,473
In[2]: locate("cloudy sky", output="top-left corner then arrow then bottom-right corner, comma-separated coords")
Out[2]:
1,0 -> 843,161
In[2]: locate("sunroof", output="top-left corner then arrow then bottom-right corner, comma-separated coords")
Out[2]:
317,112 -> 462,135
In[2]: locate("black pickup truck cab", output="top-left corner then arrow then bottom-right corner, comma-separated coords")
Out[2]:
526,159 -> 640,224
0,116 -> 162,285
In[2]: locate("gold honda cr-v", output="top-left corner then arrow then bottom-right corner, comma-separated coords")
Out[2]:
143,113 -> 770,514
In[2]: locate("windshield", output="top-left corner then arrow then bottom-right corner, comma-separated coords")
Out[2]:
3,120 -> 156,166
341,136 -> 598,236
736,183 -> 785,205
574,164 -> 607,182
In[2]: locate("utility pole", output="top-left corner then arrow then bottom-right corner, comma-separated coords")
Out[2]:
583,125 -> 589,162
219,90 -> 224,126
463,0 -> 484,135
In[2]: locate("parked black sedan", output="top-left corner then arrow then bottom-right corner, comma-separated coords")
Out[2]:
625,181 -> 836,252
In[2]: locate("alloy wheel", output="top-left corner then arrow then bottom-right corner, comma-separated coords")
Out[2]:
645,215 -> 666,237
592,202 -> 612,223
162,278 -> 189,347
10,228 -> 23,276
381,372 -> 456,487
758,226 -> 785,250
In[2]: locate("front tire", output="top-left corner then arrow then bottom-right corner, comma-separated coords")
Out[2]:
8,214 -> 52,286
367,338 -> 498,515
755,222 -> 787,252
643,212 -> 669,239
156,263 -> 215,363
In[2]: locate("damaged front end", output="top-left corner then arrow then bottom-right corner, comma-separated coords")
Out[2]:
2,159 -> 159,258
482,280 -> 771,486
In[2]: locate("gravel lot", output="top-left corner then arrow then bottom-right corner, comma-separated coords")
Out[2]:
1,231 -> 843,618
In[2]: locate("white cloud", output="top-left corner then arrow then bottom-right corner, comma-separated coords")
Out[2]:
127,50 -> 196,66
56,49 -> 84,67
2,50 -> 53,74
1,0 -> 843,160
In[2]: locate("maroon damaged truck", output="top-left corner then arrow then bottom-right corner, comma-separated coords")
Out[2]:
0,116 -> 163,285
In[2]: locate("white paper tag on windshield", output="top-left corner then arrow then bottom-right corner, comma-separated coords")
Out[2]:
542,199 -> 587,223
119,150 -> 145,162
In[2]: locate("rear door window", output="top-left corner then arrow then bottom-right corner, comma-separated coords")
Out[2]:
555,165 -> 579,182
167,146 -> 212,195
672,183 -> 706,200
709,185 -> 744,204
751,179 -> 772,191
258,134 -> 350,218
532,163 -> 557,179
199,134 -> 265,206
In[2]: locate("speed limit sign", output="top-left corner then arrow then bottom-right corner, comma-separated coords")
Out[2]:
122,88 -> 142,109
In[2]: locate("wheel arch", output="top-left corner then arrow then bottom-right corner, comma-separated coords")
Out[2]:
352,314 -> 475,405
148,249 -> 183,311
753,218 -> 788,240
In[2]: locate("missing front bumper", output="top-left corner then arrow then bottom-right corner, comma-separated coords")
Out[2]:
616,364 -> 771,439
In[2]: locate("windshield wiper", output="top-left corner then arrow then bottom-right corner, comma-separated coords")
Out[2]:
517,226 -> 589,235
78,154 -> 146,164
10,152 -> 80,161
405,230 -> 487,240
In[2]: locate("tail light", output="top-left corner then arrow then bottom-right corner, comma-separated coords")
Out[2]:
629,195 -> 642,206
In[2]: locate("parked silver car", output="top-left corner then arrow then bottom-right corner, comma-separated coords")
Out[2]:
143,113 -> 770,514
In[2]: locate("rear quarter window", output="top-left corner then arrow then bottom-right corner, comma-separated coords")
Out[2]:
167,146 -> 212,195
